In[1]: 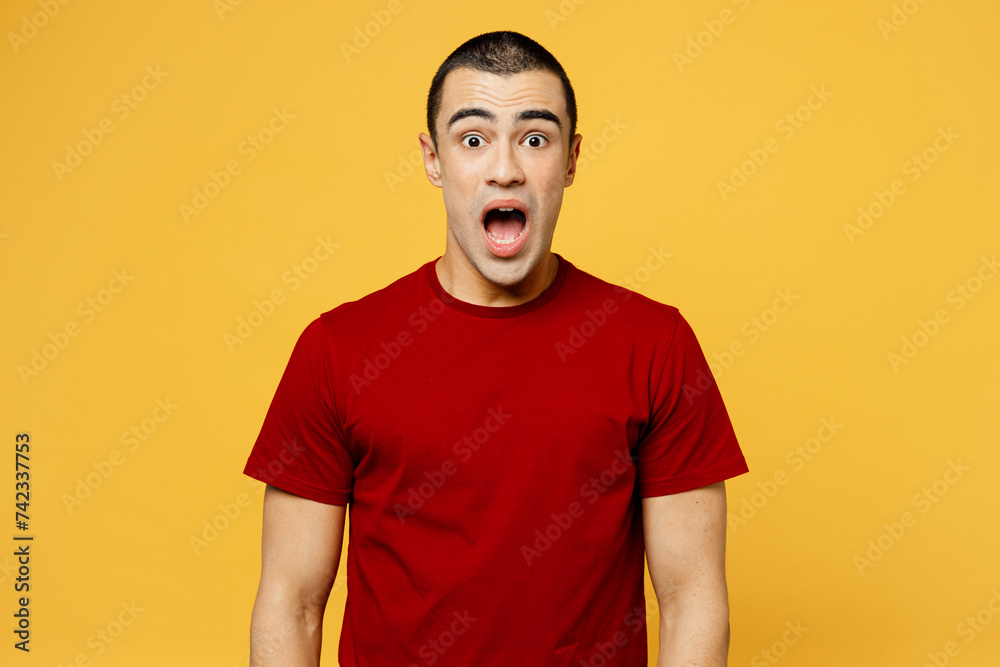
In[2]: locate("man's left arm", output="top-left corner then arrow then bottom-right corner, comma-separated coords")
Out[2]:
642,481 -> 730,667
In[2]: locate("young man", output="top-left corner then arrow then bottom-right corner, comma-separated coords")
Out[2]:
245,31 -> 749,666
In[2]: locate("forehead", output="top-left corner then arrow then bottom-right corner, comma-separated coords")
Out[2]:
438,67 -> 567,125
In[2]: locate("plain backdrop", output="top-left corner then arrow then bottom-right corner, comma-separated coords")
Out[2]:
2,0 -> 998,665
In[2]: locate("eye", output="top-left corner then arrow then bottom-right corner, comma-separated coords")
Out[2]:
523,134 -> 547,148
461,134 -> 484,148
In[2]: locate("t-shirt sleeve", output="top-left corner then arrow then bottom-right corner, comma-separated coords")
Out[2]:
243,316 -> 354,505
634,311 -> 749,497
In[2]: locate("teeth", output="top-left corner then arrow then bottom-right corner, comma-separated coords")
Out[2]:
486,226 -> 525,244
499,207 -> 514,211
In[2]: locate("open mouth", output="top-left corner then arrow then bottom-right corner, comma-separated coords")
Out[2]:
483,207 -> 527,245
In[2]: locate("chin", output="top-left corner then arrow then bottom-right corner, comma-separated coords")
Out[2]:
476,250 -> 537,288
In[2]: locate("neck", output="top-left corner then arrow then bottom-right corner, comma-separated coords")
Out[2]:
435,250 -> 559,307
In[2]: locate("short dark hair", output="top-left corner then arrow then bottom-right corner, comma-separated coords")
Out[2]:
426,31 -> 577,148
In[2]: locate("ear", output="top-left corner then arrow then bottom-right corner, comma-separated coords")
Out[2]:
564,133 -> 583,187
419,132 -> 442,187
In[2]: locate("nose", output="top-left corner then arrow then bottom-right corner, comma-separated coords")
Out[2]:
485,140 -> 525,187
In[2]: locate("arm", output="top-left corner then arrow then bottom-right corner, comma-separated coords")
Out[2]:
642,481 -> 730,667
249,484 -> 347,667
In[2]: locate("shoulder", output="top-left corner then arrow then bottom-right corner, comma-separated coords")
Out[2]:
562,258 -> 683,331
312,259 -> 431,335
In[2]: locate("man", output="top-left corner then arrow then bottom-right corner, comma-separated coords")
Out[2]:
245,31 -> 749,666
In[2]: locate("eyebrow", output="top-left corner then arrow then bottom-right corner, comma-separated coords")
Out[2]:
446,107 -> 562,129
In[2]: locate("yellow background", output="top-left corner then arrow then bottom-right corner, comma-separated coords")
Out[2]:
2,0 -> 998,665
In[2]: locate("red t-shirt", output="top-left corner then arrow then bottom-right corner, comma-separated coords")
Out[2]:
244,254 -> 749,666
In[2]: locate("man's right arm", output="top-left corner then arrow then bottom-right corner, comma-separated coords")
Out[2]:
249,484 -> 347,667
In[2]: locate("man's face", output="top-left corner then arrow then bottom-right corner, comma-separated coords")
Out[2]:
420,67 -> 581,290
